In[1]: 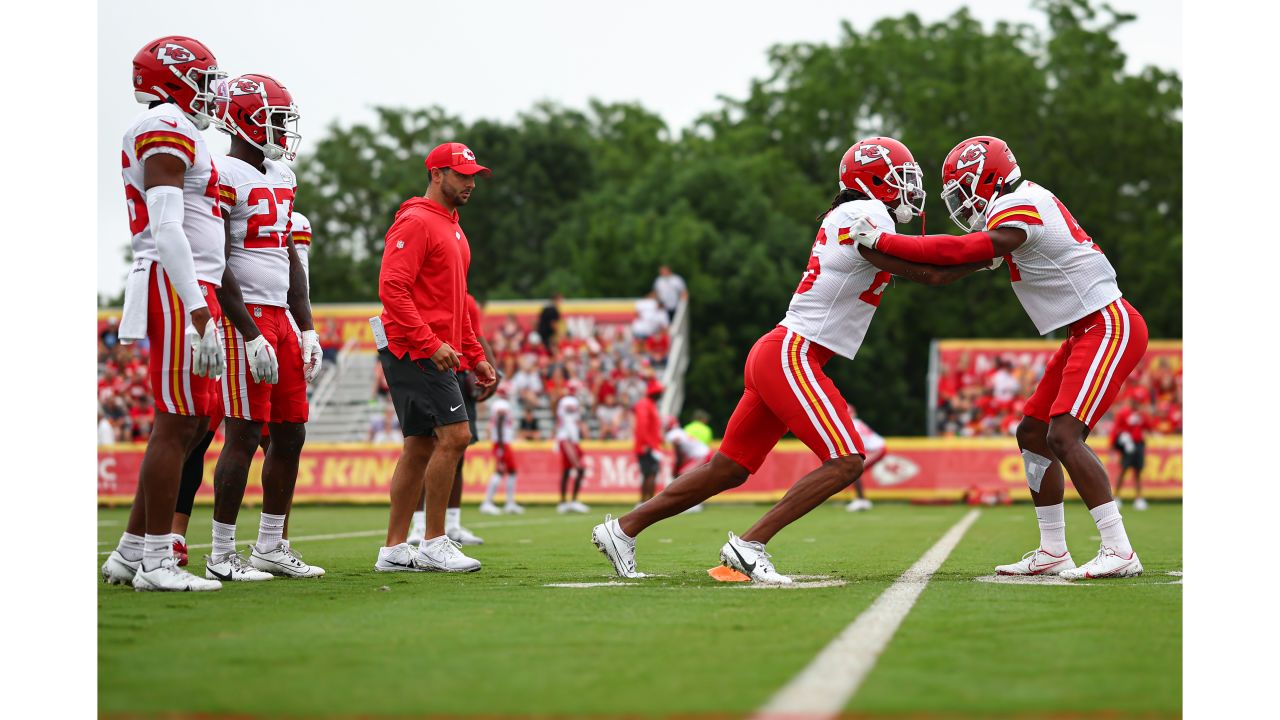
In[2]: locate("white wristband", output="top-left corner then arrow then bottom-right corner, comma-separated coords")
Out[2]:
146,185 -> 206,312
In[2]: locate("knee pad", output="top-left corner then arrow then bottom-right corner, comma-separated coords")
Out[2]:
1022,450 -> 1053,493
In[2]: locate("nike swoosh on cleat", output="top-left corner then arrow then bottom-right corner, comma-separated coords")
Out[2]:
728,544 -> 756,576
1029,558 -> 1067,574
206,565 -> 233,581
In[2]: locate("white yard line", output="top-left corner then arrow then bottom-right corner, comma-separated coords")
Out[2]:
755,509 -> 981,719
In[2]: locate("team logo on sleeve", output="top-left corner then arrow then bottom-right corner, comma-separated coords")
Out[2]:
955,143 -> 987,170
853,144 -> 888,166
157,43 -> 195,66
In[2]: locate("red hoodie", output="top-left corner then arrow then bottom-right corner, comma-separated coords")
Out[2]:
378,197 -> 484,367
633,396 -> 662,454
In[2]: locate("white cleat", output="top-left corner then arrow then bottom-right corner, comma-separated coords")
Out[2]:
101,550 -> 140,586
375,543 -> 425,572
846,498 -> 873,512
1059,547 -> 1143,580
503,501 -> 526,515
250,542 -> 323,578
205,551 -> 274,582
407,527 -> 426,546
557,502 -> 571,514
448,525 -> 485,546
720,532 -> 792,584
591,514 -> 645,578
280,540 -> 326,577
1133,497 -> 1149,511
569,500 -> 590,513
995,548 -> 1076,576
681,503 -> 704,514
133,557 -> 222,592
478,501 -> 502,516
416,535 -> 482,572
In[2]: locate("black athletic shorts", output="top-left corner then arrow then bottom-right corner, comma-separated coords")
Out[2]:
378,349 -> 469,437
1120,441 -> 1146,471
456,370 -> 478,446
637,451 -> 660,477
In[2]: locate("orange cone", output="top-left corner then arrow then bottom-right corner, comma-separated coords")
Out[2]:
707,565 -> 751,582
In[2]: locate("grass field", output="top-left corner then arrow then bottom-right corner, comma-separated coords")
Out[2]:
98,502 -> 1182,718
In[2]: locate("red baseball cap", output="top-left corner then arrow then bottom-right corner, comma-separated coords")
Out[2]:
425,142 -> 491,176
646,379 -> 665,396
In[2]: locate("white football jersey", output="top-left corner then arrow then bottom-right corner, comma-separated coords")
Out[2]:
488,397 -> 516,444
216,155 -> 298,307
853,418 -> 885,454
779,199 -> 896,360
290,210 -> 312,283
986,181 -> 1123,335
120,104 -> 225,284
665,426 -> 709,461
556,395 -> 582,442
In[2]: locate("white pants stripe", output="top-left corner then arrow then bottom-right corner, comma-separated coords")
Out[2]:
1070,302 -> 1116,417
797,337 -> 858,455
1085,303 -> 1130,425
779,330 -> 837,458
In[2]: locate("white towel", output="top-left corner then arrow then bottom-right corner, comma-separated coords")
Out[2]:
118,259 -> 153,345
369,316 -> 388,350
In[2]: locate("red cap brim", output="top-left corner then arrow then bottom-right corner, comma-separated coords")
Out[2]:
451,163 -> 492,177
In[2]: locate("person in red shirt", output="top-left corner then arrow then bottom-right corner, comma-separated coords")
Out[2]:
1110,397 -> 1152,511
633,379 -> 665,502
372,142 -> 496,574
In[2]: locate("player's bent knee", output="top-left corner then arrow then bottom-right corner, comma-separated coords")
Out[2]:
1016,416 -> 1049,451
710,454 -> 750,488
828,454 -> 864,485
1046,418 -> 1085,459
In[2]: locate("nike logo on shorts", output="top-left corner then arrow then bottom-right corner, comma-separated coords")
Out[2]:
451,404 -> 463,412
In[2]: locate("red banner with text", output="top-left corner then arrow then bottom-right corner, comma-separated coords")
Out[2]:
97,437 -> 1182,505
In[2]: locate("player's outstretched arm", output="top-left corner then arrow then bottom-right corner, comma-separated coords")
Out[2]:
858,247 -> 989,286
854,217 -> 1026,265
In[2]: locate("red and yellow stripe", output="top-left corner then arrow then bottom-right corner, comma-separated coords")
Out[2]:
166,280 -> 189,415
222,317 -> 244,419
1076,303 -> 1125,421
786,333 -> 851,457
836,227 -> 854,245
291,231 -> 312,246
217,184 -> 237,207
986,205 -> 1042,230
134,131 -> 196,166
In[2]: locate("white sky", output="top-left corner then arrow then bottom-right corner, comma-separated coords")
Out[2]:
97,0 -> 1181,296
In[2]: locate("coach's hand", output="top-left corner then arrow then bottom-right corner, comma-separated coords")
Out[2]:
851,215 -> 885,249
431,343 -> 460,371
301,329 -> 323,383
245,334 -> 279,385
474,360 -> 497,390
187,316 -> 225,379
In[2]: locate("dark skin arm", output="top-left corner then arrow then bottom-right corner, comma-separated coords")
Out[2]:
215,216 -> 263,341
986,226 -> 1028,256
857,246 -> 990,286
285,237 -> 314,332
475,333 -> 501,401
142,154 -> 210,333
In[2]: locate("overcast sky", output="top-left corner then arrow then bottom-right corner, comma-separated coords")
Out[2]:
97,0 -> 1181,297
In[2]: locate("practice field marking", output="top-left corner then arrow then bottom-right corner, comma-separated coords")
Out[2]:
544,581 -> 639,588
974,574 -> 1088,587
755,509 -> 981,719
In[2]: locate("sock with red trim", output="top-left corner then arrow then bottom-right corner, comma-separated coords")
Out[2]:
1089,501 -> 1133,555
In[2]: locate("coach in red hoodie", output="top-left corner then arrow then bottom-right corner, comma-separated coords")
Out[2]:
373,142 -> 496,574
634,379 -> 664,503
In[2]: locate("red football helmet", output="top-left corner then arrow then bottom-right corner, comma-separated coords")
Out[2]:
838,137 -> 926,223
215,74 -> 301,161
940,136 -> 1022,231
132,36 -> 225,131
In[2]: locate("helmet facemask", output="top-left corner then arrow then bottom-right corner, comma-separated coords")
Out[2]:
181,65 -> 227,131
886,161 -> 926,224
943,173 -> 987,232
252,105 -> 301,161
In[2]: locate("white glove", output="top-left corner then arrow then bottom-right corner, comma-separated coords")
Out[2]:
850,215 -> 885,249
986,255 -> 1005,271
186,318 -> 225,379
244,334 -> 279,384
301,329 -> 323,384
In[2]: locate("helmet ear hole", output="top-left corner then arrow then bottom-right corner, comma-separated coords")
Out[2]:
983,172 -> 995,185
872,176 -> 883,186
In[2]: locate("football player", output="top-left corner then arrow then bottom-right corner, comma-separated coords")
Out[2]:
845,406 -> 884,512
204,73 -> 324,581
593,138 -> 988,583
554,389 -> 589,514
101,36 -> 228,592
479,386 -> 520,516
664,417 -> 709,513
852,136 -> 1148,579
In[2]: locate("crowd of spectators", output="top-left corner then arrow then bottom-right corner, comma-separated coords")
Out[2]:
98,320 -> 158,444
934,348 -> 1182,438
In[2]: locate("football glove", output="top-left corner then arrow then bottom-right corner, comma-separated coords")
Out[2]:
186,318 -> 225,379
850,215 -> 885,249
245,334 -> 279,385
986,255 -> 1005,271
301,329 -> 323,384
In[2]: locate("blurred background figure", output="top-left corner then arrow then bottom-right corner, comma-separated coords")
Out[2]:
847,405 -> 885,513
653,265 -> 687,322
1111,395 -> 1150,511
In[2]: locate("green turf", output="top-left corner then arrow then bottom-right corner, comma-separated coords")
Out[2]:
98,502 -> 1181,718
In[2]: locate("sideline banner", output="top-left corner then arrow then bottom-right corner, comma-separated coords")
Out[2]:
97,437 -> 1182,505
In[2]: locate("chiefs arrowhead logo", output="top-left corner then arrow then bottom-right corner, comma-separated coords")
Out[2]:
157,43 -> 195,66
955,142 -> 987,170
456,147 -> 476,162
229,78 -> 261,96
853,144 -> 888,166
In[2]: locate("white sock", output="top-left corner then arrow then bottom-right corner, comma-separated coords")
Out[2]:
1035,503 -> 1068,555
412,510 -> 426,531
117,532 -> 145,562
256,512 -> 286,553
142,533 -> 173,571
211,520 -> 237,558
1089,501 -> 1133,555
445,508 -> 461,532
485,474 -> 502,504
506,474 -> 518,504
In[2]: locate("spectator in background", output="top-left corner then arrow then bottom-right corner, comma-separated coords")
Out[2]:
99,412 -> 117,445
537,294 -> 563,355
631,291 -> 669,339
510,355 -> 544,412
100,317 -> 120,350
653,265 -> 687,321
633,379 -> 664,503
1110,396 -> 1150,511
518,406 -> 541,441
684,410 -> 713,446
596,392 -> 625,439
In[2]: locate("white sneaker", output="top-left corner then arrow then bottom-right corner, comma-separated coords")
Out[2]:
280,540 -> 326,577
557,502 -> 571,514
250,542 -> 323,578
101,550 -> 140,586
503,501 -> 526,515
720,532 -> 792,584
448,525 -> 485,546
416,535 -> 482,572
375,543 -> 424,572
681,503 -> 704,514
591,514 -> 645,578
133,557 -> 222,592
1134,497 -> 1149,511
205,551 -> 274,582
407,527 -> 426,546
846,498 -> 873,512
569,500 -> 590,513
1059,546 -> 1143,580
995,548 -> 1076,576
478,501 -> 502,516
